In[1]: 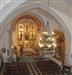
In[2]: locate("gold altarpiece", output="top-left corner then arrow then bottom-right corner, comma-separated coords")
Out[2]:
12,14 -> 44,56
17,18 -> 38,48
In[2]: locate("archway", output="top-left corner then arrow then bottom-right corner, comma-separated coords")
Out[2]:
11,13 -> 66,63
1,2 -> 70,64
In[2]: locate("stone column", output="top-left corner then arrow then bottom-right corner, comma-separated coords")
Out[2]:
0,23 -> 2,50
0,35 -> 1,49
7,25 -> 13,59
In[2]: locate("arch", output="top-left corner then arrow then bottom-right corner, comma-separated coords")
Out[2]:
1,2 -> 71,64
12,14 -> 43,32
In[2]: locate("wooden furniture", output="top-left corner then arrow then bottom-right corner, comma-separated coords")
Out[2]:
62,65 -> 72,75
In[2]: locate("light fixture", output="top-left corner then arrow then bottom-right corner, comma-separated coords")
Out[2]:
54,44 -> 57,47
38,43 -> 44,47
48,37 -> 51,40
43,31 -> 48,35
47,44 -> 52,48
12,45 -> 14,48
51,38 -> 55,41
38,1 -> 57,50
40,37 -> 42,40
52,32 -> 55,35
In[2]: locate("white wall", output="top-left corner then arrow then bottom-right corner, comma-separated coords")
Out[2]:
0,23 -> 1,50
2,29 -> 9,49
70,15 -> 72,65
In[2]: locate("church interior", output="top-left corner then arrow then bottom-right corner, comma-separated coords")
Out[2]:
0,0 -> 72,75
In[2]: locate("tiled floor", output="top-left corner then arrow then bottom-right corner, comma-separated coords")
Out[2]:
0,60 -> 72,75
0,62 -> 66,75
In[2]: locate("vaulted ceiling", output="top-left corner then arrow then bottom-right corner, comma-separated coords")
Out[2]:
0,0 -> 72,18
